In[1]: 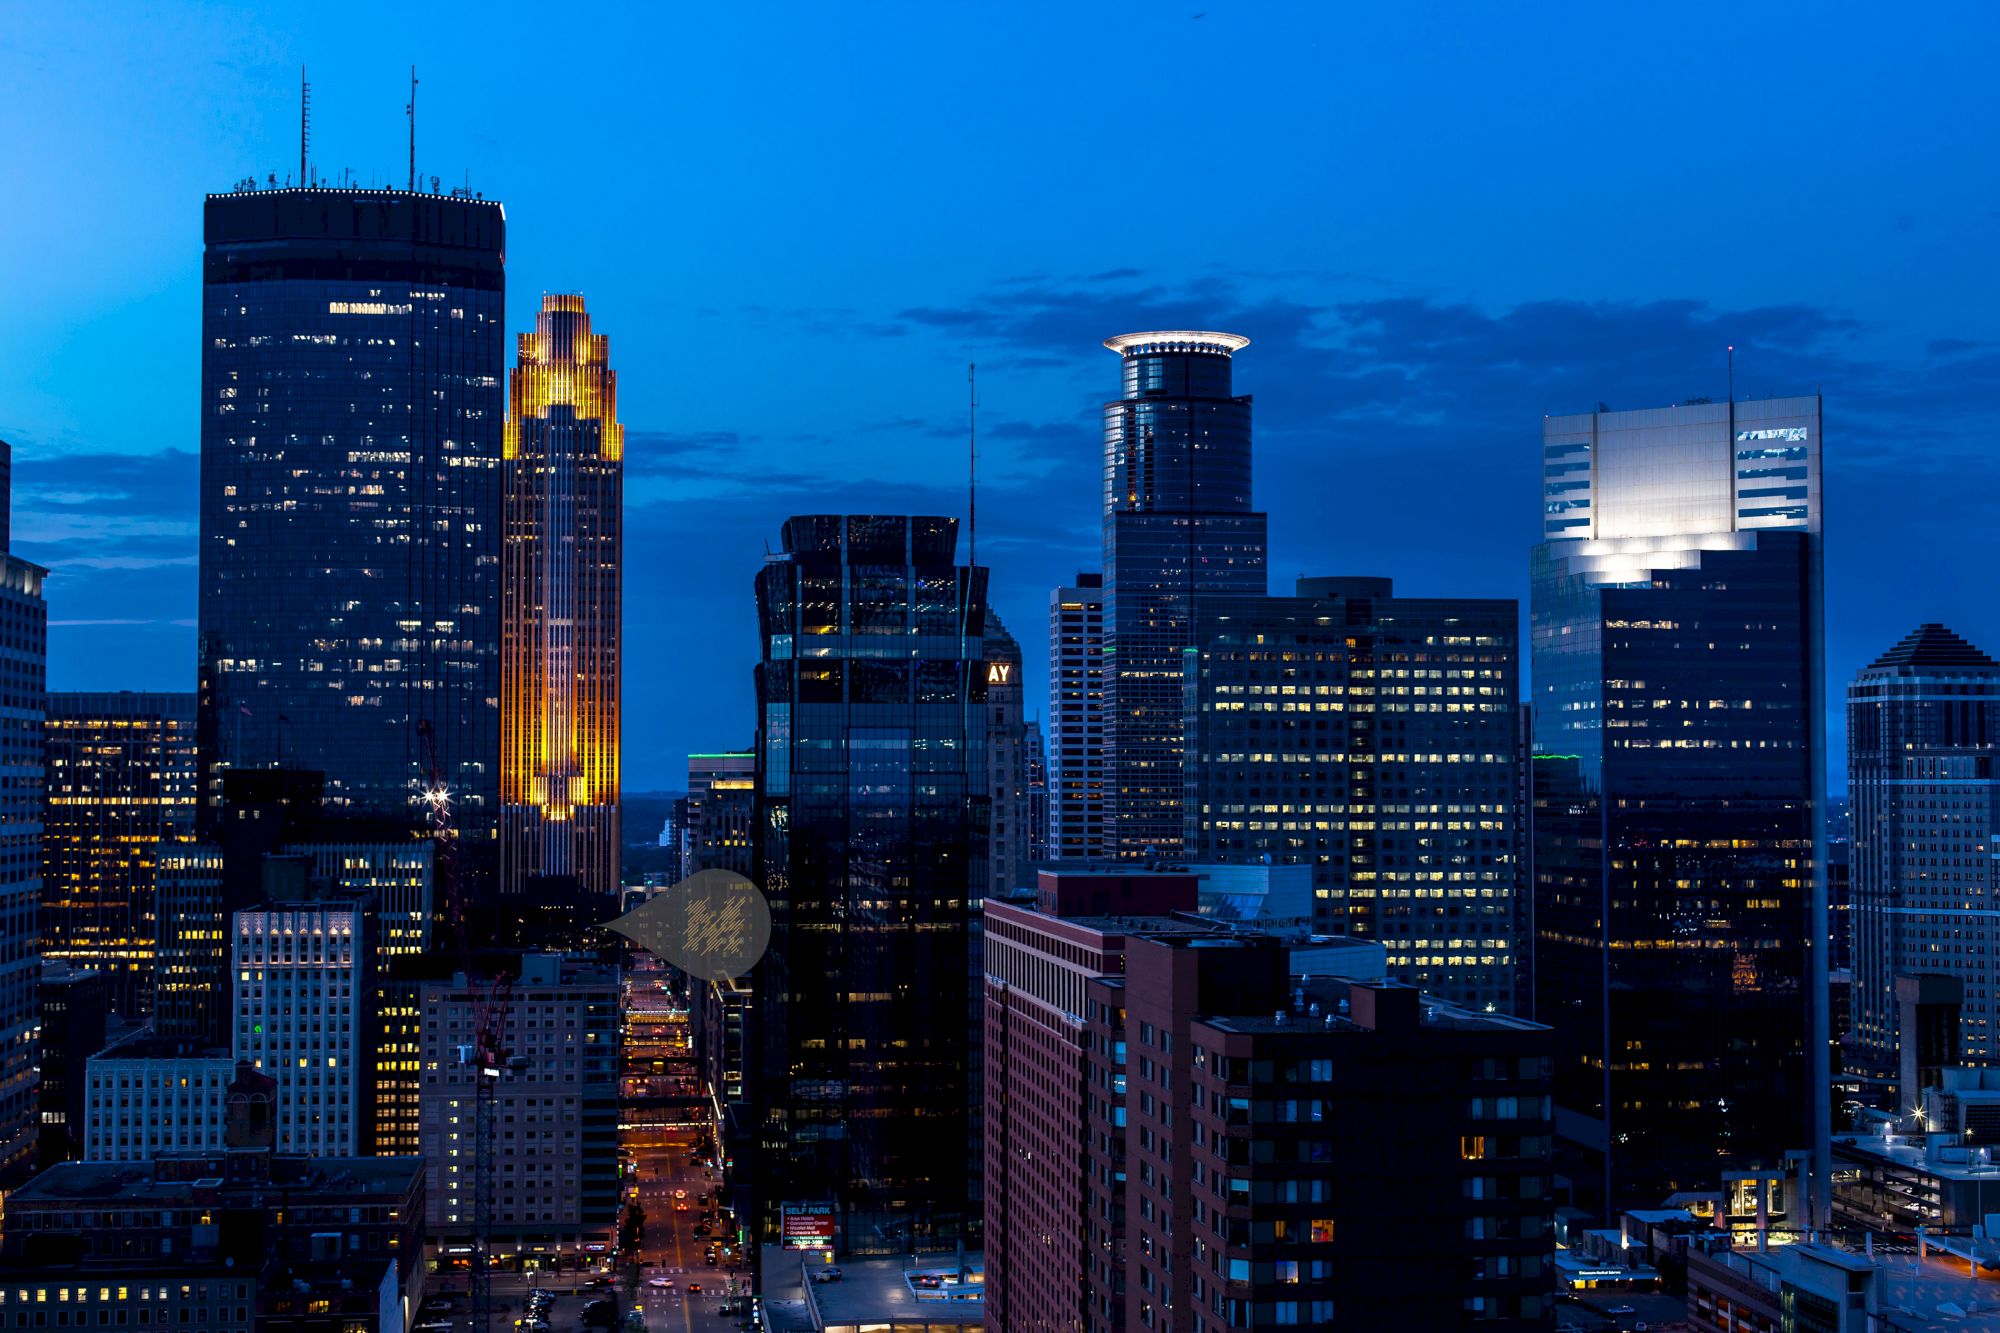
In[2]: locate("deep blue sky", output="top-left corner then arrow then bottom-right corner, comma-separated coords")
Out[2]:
5,3 -> 1997,794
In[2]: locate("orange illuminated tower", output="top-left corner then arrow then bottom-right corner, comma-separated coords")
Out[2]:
501,295 -> 622,896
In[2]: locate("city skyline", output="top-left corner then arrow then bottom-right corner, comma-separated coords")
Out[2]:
5,7 -> 1999,790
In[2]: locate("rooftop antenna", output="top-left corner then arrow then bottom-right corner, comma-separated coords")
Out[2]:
968,361 -> 978,566
300,66 -> 311,187
1727,344 -> 1736,404
406,67 -> 418,192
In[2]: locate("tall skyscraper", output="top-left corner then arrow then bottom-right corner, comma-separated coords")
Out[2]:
984,612 -> 1030,894
1531,397 -> 1827,1216
42,692 -> 198,1018
1183,576 -> 1521,1010
1048,572 -> 1106,860
1848,624 -> 2000,1082
1101,333 -> 1267,860
501,294 -> 622,896
751,515 -> 988,1255
0,442 -> 46,1183
197,188 -> 505,832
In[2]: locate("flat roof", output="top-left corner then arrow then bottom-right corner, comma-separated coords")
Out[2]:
792,1253 -> 984,1329
12,1155 -> 420,1203
1835,1134 -> 2000,1183
1201,976 -> 1549,1036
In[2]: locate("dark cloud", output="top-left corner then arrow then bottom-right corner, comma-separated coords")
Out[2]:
14,447 -> 198,517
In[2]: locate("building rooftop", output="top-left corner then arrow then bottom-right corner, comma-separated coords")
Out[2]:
1834,1132 -> 2000,1183
11,1153 -> 421,1204
1865,623 -> 2000,672
1103,330 -> 1250,357
1201,976 -> 1548,1037
90,1028 -> 230,1062
795,1252 -> 984,1330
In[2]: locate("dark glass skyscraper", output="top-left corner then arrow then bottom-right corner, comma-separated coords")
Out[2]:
500,294 -> 622,896
751,515 -> 987,1256
198,188 -> 504,834
1101,333 -> 1267,860
0,444 -> 45,1183
1531,398 -> 1828,1218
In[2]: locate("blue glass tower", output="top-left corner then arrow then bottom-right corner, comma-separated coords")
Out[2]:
751,515 -> 988,1257
1531,397 -> 1828,1219
197,188 -> 505,833
1100,332 -> 1267,861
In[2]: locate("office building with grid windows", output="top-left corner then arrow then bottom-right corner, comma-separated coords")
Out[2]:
1049,572 -> 1107,861
1183,577 -> 1520,1011
1847,624 -> 2000,1083
42,692 -> 197,1020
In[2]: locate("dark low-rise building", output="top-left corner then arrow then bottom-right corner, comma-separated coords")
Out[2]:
37,962 -> 109,1169
2,1137 -> 423,1330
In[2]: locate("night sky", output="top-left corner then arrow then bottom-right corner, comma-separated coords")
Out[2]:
5,3 -> 1997,794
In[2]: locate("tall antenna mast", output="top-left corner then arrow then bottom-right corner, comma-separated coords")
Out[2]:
1727,343 -> 1736,404
300,66 -> 311,186
406,67 -> 418,192
967,361 -> 978,566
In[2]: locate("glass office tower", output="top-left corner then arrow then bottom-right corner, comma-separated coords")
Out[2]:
197,188 -> 505,836
500,294 -> 622,896
751,515 -> 988,1256
1848,625 -> 2000,1082
1531,397 -> 1827,1218
0,445 -> 45,1184
1101,333 -> 1267,860
42,692 -> 198,1019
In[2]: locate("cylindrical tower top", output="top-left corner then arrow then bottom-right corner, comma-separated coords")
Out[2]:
1100,329 -> 1254,515
1102,331 -> 1251,357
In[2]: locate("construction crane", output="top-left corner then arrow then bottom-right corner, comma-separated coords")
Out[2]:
417,720 -> 524,1333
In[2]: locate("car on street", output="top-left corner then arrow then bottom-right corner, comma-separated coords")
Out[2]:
810,1267 -> 844,1284
646,1277 -> 675,1289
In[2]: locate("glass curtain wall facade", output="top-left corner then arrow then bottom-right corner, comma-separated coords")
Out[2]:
1847,625 -> 2000,1080
500,294 -> 622,896
0,446 -> 45,1184
1531,397 -> 1827,1218
197,189 -> 504,837
42,692 -> 198,1020
1101,333 -> 1267,861
1184,578 -> 1520,1010
751,515 -> 987,1256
